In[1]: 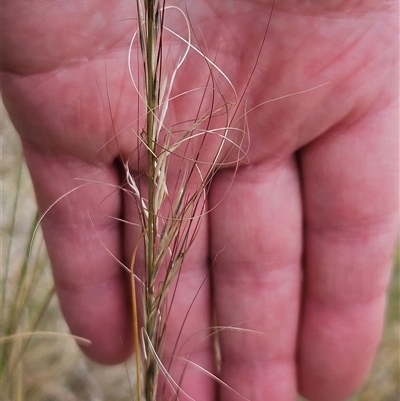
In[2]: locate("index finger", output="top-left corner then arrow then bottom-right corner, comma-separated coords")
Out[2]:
22,145 -> 133,365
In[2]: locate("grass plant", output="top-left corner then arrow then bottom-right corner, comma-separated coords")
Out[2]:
125,0 -> 246,399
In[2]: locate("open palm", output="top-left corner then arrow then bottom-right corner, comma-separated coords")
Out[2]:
1,1 -> 398,400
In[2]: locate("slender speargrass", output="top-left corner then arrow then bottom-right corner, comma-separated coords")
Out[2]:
127,1 -> 246,399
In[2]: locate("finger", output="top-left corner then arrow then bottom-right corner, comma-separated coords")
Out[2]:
209,157 -> 303,401
298,103 -> 398,401
123,176 -> 216,401
22,145 -> 132,364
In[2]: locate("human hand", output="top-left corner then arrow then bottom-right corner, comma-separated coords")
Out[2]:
1,1 -> 398,400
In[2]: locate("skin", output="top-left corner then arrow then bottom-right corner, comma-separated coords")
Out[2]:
1,0 -> 398,400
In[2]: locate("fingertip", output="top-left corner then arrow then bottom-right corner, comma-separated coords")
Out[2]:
298,298 -> 385,401
78,331 -> 133,366
56,278 -> 134,366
